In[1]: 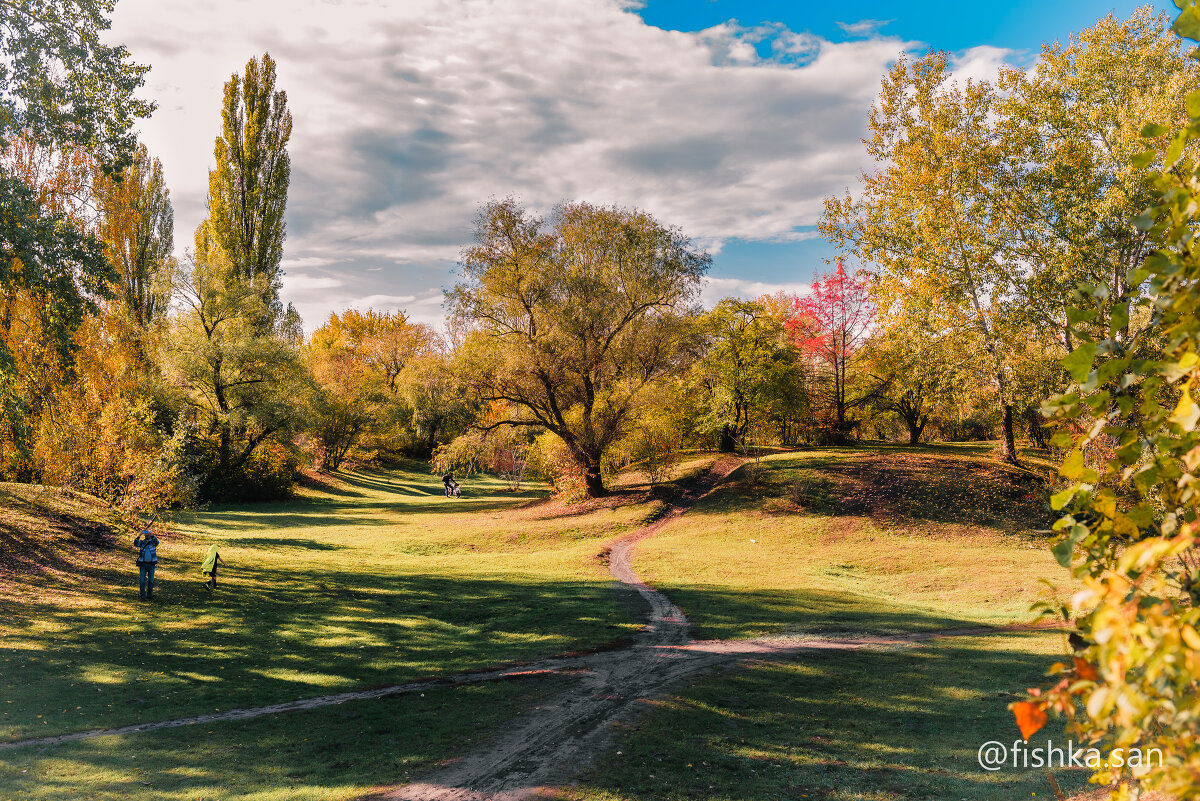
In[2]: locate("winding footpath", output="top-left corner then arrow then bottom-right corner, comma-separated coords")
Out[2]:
1,456 -> 1049,800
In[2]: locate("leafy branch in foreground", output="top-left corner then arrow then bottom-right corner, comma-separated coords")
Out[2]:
1014,4 -> 1200,798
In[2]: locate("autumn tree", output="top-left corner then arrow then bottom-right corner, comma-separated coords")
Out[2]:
787,260 -> 878,442
305,309 -> 443,467
823,53 -> 1035,460
996,8 -> 1196,352
450,198 -> 709,497
166,249 -> 307,499
691,298 -> 803,451
0,0 -> 152,471
200,53 -> 292,317
94,143 -> 175,339
864,318 -> 957,445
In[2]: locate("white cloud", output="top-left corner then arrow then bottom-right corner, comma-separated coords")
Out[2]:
105,0 -> 1002,331
949,45 -> 1019,85
836,19 -> 893,37
700,277 -> 811,309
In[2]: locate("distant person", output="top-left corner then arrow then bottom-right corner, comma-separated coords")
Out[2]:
442,472 -> 460,498
201,544 -> 226,590
133,528 -> 160,601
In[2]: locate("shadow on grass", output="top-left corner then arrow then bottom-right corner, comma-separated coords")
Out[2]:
0,553 -> 990,744
0,675 -> 578,801
576,632 -> 1086,801
700,445 -> 1055,532
233,537 -> 348,551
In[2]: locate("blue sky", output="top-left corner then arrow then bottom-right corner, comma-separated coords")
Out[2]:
639,0 -> 1178,287
106,0 -> 1180,329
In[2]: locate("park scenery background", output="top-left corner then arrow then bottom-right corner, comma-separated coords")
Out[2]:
2,1 -> 1200,800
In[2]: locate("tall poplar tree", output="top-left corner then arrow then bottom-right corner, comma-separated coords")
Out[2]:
203,53 -> 291,301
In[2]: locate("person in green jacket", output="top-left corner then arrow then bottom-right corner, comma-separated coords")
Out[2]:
201,544 -> 226,590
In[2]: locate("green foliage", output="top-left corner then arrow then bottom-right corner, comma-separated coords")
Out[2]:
0,0 -> 153,172
202,52 -> 291,316
166,250 -> 308,501
450,198 -> 709,497
688,298 -> 806,451
1019,5 -> 1200,797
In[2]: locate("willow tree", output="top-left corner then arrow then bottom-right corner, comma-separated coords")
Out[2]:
201,52 -> 291,304
450,199 -> 709,497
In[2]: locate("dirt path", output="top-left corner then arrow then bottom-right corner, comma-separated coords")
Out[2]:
1,455 -> 1055,796
365,457 -> 1054,801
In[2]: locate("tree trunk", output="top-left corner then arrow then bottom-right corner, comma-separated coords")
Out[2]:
907,419 -> 922,445
718,426 -> 737,453
999,403 -> 1018,464
582,455 -> 606,498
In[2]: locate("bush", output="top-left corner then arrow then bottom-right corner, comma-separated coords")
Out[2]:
527,431 -> 586,501
194,437 -> 301,502
934,416 -> 995,442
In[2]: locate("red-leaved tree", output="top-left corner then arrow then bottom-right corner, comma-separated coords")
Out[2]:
787,260 -> 877,441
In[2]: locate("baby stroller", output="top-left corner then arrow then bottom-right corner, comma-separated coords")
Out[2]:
442,473 -> 461,498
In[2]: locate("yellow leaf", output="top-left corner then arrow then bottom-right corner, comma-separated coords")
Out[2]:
1169,386 -> 1200,431
1182,625 -> 1200,650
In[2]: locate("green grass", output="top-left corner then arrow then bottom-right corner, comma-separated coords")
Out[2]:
1,444 -> 1085,801
0,461 -> 657,741
566,632 -> 1090,801
633,446 -> 1070,639
559,444 -> 1086,801
0,672 -> 578,801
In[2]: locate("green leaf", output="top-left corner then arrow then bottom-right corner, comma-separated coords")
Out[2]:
1133,210 -> 1156,231
1129,150 -> 1156,170
1061,450 -> 1086,481
1052,537 -> 1076,568
1140,122 -> 1169,137
1174,6 -> 1200,40
1067,306 -> 1097,325
1188,89 -> 1200,119
1063,342 -> 1098,383
1109,303 -> 1129,337
1051,484 -> 1080,510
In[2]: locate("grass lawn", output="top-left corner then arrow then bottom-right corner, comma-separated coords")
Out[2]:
633,444 -> 1070,639
0,672 -> 578,801
0,444 -> 1085,800
563,443 -> 1086,801
566,632 -> 1089,801
0,460 -> 662,742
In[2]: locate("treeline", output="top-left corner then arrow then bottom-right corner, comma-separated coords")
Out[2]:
2,7 -> 1192,510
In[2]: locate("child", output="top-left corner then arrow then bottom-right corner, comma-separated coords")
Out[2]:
201,544 -> 226,589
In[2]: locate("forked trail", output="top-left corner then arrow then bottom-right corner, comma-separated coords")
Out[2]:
1,456 -> 1049,801
368,457 -> 1046,801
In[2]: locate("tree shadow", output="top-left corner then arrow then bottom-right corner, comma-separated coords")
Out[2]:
710,446 -> 1055,532
580,632 -> 1088,801
233,537 -> 347,551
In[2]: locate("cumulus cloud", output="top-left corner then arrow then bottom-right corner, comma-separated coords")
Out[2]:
107,0 -> 981,330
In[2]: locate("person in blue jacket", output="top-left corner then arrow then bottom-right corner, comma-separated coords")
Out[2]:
134,528 -> 160,601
